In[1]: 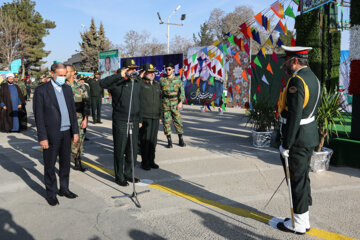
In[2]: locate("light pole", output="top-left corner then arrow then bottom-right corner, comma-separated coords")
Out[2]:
157,5 -> 186,54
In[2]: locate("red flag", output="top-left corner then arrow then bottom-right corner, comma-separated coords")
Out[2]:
217,69 -> 222,77
212,65 -> 216,73
291,37 -> 296,46
251,61 -> 256,70
247,67 -> 252,77
257,85 -> 261,93
184,59 -> 189,66
244,43 -> 250,55
271,51 -> 279,63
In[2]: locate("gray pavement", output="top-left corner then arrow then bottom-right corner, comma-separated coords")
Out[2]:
0,100 -> 359,240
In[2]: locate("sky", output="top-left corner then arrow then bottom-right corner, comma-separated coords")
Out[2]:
0,0 -> 350,68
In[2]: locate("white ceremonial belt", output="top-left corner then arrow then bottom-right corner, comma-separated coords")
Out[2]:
280,116 -> 315,125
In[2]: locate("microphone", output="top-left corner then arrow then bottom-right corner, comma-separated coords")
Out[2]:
129,71 -> 139,78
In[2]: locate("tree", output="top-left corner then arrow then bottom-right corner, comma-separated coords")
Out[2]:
171,35 -> 194,55
79,18 -> 111,72
193,22 -> 214,46
0,0 -> 56,78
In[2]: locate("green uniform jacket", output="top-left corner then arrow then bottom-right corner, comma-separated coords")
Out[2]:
85,77 -> 104,97
141,79 -> 163,119
100,73 -> 142,122
280,67 -> 320,149
66,80 -> 90,117
159,75 -> 185,107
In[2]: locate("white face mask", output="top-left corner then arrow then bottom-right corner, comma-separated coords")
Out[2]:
55,76 -> 66,86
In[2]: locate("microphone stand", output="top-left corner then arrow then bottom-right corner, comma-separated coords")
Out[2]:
112,73 -> 150,208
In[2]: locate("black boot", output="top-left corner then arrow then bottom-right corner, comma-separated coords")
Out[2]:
167,135 -> 173,148
178,134 -> 186,147
74,157 -> 87,172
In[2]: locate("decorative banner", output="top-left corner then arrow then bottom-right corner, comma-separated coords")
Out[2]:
10,59 -> 22,73
99,49 -> 119,79
262,75 -> 270,85
254,12 -> 263,26
266,63 -> 274,74
254,57 -> 262,68
302,0 -> 333,14
285,6 -> 296,19
271,1 -> 284,19
271,51 -> 279,63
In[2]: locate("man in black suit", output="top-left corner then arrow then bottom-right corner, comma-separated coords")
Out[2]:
33,63 -> 79,206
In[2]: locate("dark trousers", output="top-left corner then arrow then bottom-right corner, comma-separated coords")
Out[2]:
281,146 -> 313,214
140,118 -> 159,167
91,97 -> 102,122
43,130 -> 71,198
113,120 -> 139,182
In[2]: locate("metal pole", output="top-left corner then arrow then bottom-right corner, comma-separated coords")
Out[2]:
167,22 -> 170,54
284,156 -> 295,228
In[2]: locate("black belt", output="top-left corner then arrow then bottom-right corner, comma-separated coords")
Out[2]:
164,95 -> 178,99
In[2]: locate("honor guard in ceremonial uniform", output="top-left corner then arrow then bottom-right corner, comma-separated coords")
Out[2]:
65,65 -> 90,172
160,63 -> 186,148
139,64 -> 162,170
100,59 -> 142,187
276,46 -> 321,234
85,71 -> 104,123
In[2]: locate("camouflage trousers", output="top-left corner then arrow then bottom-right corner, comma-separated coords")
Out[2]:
162,106 -> 183,135
71,113 -> 85,161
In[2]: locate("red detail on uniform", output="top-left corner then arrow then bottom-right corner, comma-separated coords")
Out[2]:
282,76 -> 286,88
349,60 -> 360,95
285,50 -> 308,55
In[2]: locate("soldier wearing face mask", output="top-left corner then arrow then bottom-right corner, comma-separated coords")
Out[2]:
139,64 -> 163,170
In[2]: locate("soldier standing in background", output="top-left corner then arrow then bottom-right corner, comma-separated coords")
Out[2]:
65,65 -> 90,172
139,63 -> 162,170
25,76 -> 32,101
15,74 -> 27,101
159,63 -> 186,148
85,71 -> 104,124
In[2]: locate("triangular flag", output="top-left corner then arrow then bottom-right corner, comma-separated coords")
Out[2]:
285,6 -> 296,19
266,38 -> 273,47
261,46 -> 266,57
267,17 -> 271,31
254,57 -> 262,68
196,77 -> 200,87
253,93 -> 257,101
236,84 -> 240,93
251,60 -> 256,70
217,43 -> 223,53
202,47 -> 208,55
234,52 -> 241,64
246,26 -> 252,39
271,1 -> 284,19
244,43 -> 250,55
269,35 -> 274,44
216,55 -> 223,66
217,69 -> 222,77
247,67 -> 252,77
213,40 -> 220,46
228,35 -> 236,46
291,37 -> 296,46
228,86 -> 233,98
210,76 -> 214,85
279,21 -> 286,33
184,59 -> 189,66
191,64 -> 196,73
257,49 -> 265,59
191,75 -> 195,84
192,53 -> 197,63
212,65 -> 216,73
222,44 -> 228,55
284,23 -> 288,35
271,51 -> 279,63
266,63 -> 274,75
251,29 -> 261,45
254,12 -> 263,26
241,70 -> 248,81
179,68 -> 183,77
262,15 -> 268,30
241,40 -> 245,52
277,38 -> 284,47
293,0 -> 299,4
257,85 -> 261,93
274,22 -> 285,35
262,75 -> 270,85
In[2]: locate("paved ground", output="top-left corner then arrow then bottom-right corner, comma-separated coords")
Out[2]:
0,101 -> 359,240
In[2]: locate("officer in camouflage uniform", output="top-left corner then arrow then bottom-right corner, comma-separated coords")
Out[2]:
25,77 -> 32,100
15,74 -> 27,101
85,71 -> 104,123
65,65 -> 90,172
277,46 -> 321,235
160,63 -> 185,148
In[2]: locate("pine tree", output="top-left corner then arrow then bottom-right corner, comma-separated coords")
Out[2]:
79,19 -> 110,72
193,23 -> 214,46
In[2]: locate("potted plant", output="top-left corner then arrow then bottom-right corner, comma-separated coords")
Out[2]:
311,86 -> 348,172
246,98 -> 276,147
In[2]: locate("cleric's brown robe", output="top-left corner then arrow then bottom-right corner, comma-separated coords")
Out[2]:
0,82 -> 27,132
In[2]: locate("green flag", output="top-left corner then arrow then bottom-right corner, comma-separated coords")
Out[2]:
253,93 -> 257,101
221,104 -> 226,111
223,44 -> 228,55
293,0 -> 299,4
254,57 -> 262,68
210,76 -> 214,85
192,53 -> 197,63
228,35 -> 236,46
285,6 -> 295,19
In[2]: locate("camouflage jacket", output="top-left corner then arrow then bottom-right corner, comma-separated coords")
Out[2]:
66,80 -> 90,116
159,76 -> 185,106
16,81 -> 27,97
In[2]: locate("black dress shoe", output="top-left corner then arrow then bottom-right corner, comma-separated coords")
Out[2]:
84,137 -> 89,141
97,121 -> 103,123
141,165 -> 151,171
125,177 -> 140,183
284,218 -> 310,232
47,196 -> 59,206
115,179 -> 129,186
150,163 -> 159,169
58,190 -> 78,199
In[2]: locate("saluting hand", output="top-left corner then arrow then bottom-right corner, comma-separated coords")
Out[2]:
72,134 -> 79,143
139,123 -> 143,128
121,68 -> 128,78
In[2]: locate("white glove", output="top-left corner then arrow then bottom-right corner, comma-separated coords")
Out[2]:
279,145 -> 289,158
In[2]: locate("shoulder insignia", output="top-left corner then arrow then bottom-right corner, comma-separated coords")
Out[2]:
288,86 -> 297,93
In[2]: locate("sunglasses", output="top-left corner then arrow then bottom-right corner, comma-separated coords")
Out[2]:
165,68 -> 173,71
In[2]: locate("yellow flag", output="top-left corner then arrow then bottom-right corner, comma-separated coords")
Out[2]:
284,23 -> 288,35
191,75 -> 195,84
241,40 -> 245,52
261,46 -> 266,56
213,40 -> 220,46
266,38 -> 273,47
211,101 -> 215,109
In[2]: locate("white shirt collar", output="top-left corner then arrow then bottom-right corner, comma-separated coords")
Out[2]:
51,79 -> 62,93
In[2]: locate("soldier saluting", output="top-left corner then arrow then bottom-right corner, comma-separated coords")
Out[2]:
277,46 -> 321,234
100,59 -> 142,187
160,63 -> 186,148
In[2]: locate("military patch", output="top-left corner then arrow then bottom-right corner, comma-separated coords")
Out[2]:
150,64 -> 154,69
131,60 -> 135,65
288,86 -> 297,93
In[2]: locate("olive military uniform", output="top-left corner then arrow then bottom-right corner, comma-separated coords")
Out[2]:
159,75 -> 185,135
100,69 -> 142,184
66,80 -> 90,169
85,76 -> 104,123
139,64 -> 163,170
16,79 -> 27,100
279,66 -> 320,214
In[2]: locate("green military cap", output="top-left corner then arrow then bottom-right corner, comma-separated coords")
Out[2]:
123,59 -> 139,69
142,63 -> 157,72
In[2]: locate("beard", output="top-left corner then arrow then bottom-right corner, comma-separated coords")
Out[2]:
145,75 -> 155,81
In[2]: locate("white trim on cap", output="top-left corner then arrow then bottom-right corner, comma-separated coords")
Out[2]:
349,25 -> 360,61
281,46 -> 313,52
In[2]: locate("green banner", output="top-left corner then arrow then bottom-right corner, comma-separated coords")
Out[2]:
99,49 -> 118,59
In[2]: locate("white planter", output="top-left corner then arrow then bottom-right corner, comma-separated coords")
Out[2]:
252,130 -> 272,148
310,147 -> 333,173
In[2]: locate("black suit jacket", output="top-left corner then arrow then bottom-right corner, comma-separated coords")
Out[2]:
33,81 -> 79,142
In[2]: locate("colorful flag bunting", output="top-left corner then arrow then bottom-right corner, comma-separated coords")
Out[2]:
192,53 -> 197,63
212,65 -> 216,74
244,43 -> 250,55
254,12 -> 263,26
196,77 -> 200,87
269,35 -> 274,44
217,69 -> 222,77
274,22 -> 285,35
213,40 -> 220,46
228,35 -> 236,46
202,47 -> 208,55
262,75 -> 270,85
257,85 -> 261,93
271,1 -> 284,19
254,57 -> 262,68
266,38 -> 273,47
267,17 -> 271,31
216,55 -> 223,66
284,23 -> 288,35
222,44 -> 228,55
285,6 -> 296,19
277,38 -> 284,47
262,15 -> 268,30
210,76 -> 214,85
258,48 -> 265,59
266,63 -> 274,75
271,51 -> 279,63
251,61 -> 256,70
252,29 -> 261,45
234,52 -> 241,64
241,70 -> 248,81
